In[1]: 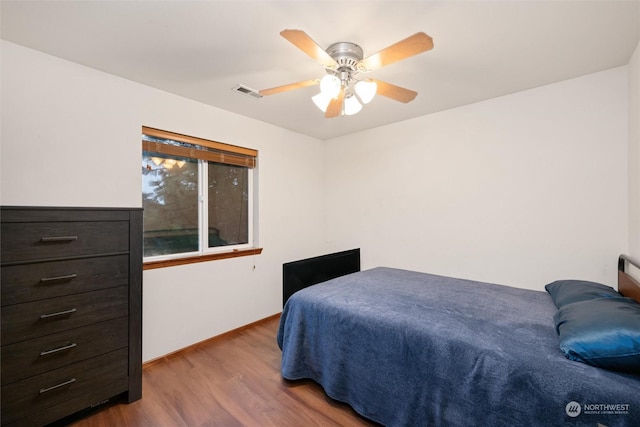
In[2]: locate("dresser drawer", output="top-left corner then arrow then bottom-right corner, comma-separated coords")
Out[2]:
2,317 -> 129,386
1,221 -> 129,263
1,348 -> 129,426
1,255 -> 129,306
4,379 -> 129,427
1,287 -> 128,345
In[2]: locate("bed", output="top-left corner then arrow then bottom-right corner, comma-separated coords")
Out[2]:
277,254 -> 640,426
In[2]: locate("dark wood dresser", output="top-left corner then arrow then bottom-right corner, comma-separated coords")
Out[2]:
1,206 -> 142,426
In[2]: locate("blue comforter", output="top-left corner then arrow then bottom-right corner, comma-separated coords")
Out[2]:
277,267 -> 640,426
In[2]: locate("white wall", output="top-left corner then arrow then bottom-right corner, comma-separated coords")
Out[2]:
0,41 -> 326,361
629,40 -> 640,259
325,67 -> 629,291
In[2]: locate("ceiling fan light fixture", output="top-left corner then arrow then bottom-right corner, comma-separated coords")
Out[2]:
355,80 -> 377,104
344,95 -> 362,116
312,92 -> 331,112
319,74 -> 341,99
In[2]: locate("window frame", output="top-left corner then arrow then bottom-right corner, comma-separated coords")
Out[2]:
141,126 -> 261,270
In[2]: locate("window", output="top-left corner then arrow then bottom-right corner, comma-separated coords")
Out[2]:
141,127 -> 261,268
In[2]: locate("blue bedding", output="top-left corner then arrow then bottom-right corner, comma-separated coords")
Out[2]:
277,267 -> 640,426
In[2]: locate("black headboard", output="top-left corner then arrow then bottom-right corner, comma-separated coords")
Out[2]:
282,248 -> 361,307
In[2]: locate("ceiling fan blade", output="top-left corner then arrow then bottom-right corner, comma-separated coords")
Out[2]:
372,79 -> 418,103
360,32 -> 433,71
280,29 -> 338,69
259,79 -> 318,96
325,88 -> 345,118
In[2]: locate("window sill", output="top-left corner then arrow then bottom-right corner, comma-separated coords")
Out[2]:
143,247 -> 263,270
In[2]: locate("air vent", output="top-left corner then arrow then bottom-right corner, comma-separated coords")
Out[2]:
232,84 -> 263,99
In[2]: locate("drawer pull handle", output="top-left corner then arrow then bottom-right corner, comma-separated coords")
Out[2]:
39,378 -> 76,394
40,342 -> 77,356
40,236 -> 78,243
40,308 -> 77,319
40,273 -> 78,283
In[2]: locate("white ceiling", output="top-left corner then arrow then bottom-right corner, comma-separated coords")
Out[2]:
2,0 -> 639,140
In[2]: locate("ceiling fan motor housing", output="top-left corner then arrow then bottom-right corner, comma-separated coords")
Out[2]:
326,42 -> 363,71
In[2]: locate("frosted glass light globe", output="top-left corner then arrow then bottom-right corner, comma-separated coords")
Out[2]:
344,95 -> 362,115
320,75 -> 341,99
312,92 -> 331,112
355,80 -> 377,104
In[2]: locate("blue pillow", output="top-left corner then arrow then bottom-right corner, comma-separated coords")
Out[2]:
553,297 -> 640,372
545,279 -> 620,308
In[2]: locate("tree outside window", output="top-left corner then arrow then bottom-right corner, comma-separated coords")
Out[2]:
141,127 -> 256,262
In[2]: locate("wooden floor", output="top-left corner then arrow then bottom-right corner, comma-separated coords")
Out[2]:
63,315 -> 379,426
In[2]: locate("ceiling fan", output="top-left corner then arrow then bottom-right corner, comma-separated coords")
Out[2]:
259,29 -> 434,118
